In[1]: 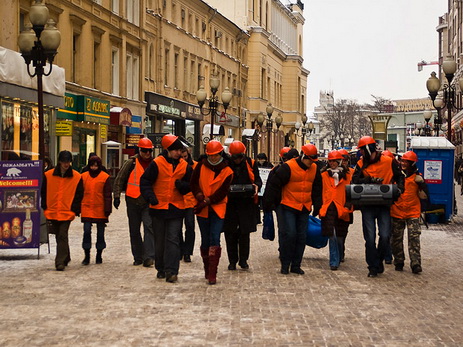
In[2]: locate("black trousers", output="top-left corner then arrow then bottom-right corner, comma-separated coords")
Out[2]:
224,227 -> 250,265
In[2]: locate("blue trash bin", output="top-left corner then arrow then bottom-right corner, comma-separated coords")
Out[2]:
411,137 -> 455,222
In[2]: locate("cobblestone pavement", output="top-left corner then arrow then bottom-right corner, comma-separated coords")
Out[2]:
1,190 -> 463,347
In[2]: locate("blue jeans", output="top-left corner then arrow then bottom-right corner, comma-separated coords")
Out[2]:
151,215 -> 183,275
197,210 -> 224,249
361,206 -> 391,271
329,233 -> 345,268
82,222 -> 106,250
180,208 -> 195,255
126,200 -> 154,262
279,208 -> 309,270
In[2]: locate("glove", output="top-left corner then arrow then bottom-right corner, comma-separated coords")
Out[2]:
194,201 -> 208,214
113,198 -> 120,209
415,175 -> 424,184
149,197 -> 159,206
195,192 -> 205,202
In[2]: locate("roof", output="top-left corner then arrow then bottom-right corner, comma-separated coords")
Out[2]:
410,137 -> 455,149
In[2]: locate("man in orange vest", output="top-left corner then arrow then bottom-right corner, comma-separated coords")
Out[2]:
41,150 -> 83,271
113,137 -> 155,267
223,140 -> 262,270
140,134 -> 192,283
352,136 -> 404,277
263,144 -> 322,275
80,155 -> 112,265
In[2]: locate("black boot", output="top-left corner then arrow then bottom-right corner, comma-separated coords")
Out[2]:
96,249 -> 103,264
82,249 -> 90,265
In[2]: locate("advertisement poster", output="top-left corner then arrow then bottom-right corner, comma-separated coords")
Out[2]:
0,160 -> 42,249
258,168 -> 271,197
423,160 -> 442,184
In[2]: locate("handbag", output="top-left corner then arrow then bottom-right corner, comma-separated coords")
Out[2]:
306,215 -> 328,249
262,210 -> 275,241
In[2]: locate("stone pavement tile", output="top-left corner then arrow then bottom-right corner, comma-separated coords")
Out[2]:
1,191 -> 463,346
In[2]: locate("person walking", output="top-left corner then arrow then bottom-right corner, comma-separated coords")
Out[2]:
41,150 -> 83,271
352,136 -> 404,278
113,137 -> 155,267
140,135 -> 192,283
81,152 -> 108,174
319,150 -> 352,271
263,144 -> 322,275
390,151 -> 428,274
256,153 -> 274,169
223,141 -> 262,271
190,140 -> 233,284
80,155 -> 112,265
180,148 -> 197,262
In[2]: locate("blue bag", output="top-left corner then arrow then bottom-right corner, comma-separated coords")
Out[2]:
306,215 -> 328,249
262,210 -> 275,241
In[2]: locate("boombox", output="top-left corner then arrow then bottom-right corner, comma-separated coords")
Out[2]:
345,184 -> 399,207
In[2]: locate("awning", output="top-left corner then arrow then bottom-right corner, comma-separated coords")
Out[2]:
203,124 -> 225,136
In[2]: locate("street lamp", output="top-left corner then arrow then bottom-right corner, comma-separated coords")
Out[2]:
294,114 -> 308,144
423,109 -> 433,136
17,0 -> 61,160
196,73 -> 232,142
256,104 -> 282,162
426,56 -> 463,142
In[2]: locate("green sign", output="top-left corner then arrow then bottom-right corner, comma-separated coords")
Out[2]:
57,93 -> 110,125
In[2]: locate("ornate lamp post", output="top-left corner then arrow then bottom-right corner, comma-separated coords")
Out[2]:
196,73 -> 232,142
256,104 -> 282,162
426,56 -> 463,142
294,114 -> 308,145
17,0 -> 61,160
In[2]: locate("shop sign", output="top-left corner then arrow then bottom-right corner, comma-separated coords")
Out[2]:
155,101 -> 183,118
55,120 -> 73,136
0,160 -> 42,249
57,93 -> 110,125
100,124 -> 107,139
126,115 -> 142,134
186,105 -> 204,121
119,108 -> 132,127
57,93 -> 79,121
126,134 -> 142,145
147,133 -> 168,148
217,112 -> 239,127
146,93 -> 186,119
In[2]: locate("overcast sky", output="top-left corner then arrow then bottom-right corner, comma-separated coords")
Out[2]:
302,0 -> 447,116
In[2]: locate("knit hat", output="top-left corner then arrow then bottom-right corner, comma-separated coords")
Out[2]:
58,150 -> 72,163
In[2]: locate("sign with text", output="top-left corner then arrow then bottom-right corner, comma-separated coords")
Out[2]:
258,168 -> 271,196
423,160 -> 442,184
56,120 -> 73,136
0,161 -> 42,249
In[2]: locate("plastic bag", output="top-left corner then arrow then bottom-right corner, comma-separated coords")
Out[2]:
306,215 -> 328,249
262,210 -> 275,241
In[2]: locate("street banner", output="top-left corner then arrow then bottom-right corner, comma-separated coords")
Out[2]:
258,168 -> 271,197
0,160 -> 42,249
423,160 -> 442,184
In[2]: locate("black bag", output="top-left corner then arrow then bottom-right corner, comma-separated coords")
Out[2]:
229,184 -> 254,198
262,210 -> 275,241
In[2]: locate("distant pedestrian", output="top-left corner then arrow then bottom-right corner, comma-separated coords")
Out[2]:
81,152 -> 108,174
80,155 -> 112,265
390,151 -> 428,274
41,150 -> 83,271
256,153 -> 274,169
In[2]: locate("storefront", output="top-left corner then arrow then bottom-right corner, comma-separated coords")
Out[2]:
56,93 -> 109,171
145,92 -> 203,158
0,46 -> 65,161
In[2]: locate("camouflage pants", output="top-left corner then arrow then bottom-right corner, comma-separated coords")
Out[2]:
391,217 -> 421,268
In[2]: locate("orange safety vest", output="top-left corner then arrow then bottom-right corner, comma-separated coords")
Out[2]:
280,158 -> 317,211
319,171 -> 353,221
81,171 -> 110,219
197,164 -> 233,218
44,170 -> 81,221
126,158 -> 145,199
184,161 -> 197,208
357,156 -> 394,184
150,156 -> 188,210
390,174 -> 421,219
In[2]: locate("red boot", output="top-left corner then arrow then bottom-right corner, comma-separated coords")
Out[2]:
200,247 -> 209,279
208,246 -> 221,285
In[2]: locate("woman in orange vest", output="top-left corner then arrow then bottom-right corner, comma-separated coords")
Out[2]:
180,148 -> 197,263
140,134 -> 192,283
80,155 -> 112,265
338,148 -> 354,262
320,151 -> 353,271
41,150 -> 83,271
263,144 -> 323,275
390,151 -> 428,274
190,140 -> 233,285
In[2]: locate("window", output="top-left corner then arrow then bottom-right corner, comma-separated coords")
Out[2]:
111,48 -> 120,95
126,0 -> 139,25
164,47 -> 170,86
261,68 -> 266,99
93,42 -> 100,89
190,59 -> 195,92
72,34 -> 80,83
183,56 -> 188,90
174,52 -> 179,88
111,0 -> 119,14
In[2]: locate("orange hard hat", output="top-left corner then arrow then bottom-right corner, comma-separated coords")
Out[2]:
138,137 -> 153,149
382,150 -> 394,159
279,147 -> 291,158
328,150 -> 343,161
206,140 -> 224,155
357,136 -> 376,148
229,141 -> 246,155
402,151 -> 418,162
338,149 -> 349,157
161,134 -> 178,149
301,144 -> 318,161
